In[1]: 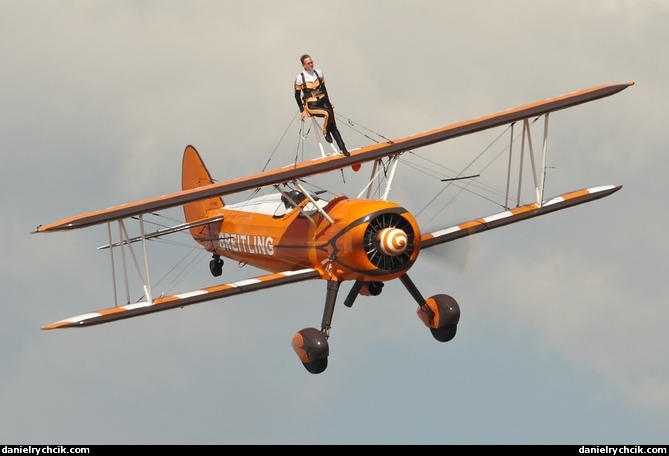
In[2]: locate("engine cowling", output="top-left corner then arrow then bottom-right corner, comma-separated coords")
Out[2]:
327,199 -> 421,281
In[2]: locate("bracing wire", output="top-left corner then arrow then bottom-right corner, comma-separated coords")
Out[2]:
261,112 -> 302,172
335,112 -> 390,144
414,117 -> 542,227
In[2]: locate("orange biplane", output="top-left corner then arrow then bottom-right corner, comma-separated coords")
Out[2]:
34,82 -> 632,374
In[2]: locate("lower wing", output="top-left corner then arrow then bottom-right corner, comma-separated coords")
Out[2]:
420,184 -> 621,248
42,268 -> 321,329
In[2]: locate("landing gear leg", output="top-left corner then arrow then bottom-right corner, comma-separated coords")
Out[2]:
291,280 -> 341,374
320,280 -> 340,338
343,280 -> 364,307
399,273 -> 460,343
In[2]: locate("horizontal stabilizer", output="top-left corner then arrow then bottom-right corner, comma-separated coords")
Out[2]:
421,184 -> 622,248
98,216 -> 224,249
42,268 -> 321,329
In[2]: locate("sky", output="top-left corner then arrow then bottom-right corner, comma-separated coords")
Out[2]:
2,0 -> 668,445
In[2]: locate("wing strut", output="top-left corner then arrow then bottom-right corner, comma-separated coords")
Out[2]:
138,215 -> 153,303
358,154 -> 401,201
504,114 -> 551,209
106,217 -> 154,307
539,113 -> 550,204
274,183 -> 335,225
106,222 -> 119,306
294,180 -> 334,224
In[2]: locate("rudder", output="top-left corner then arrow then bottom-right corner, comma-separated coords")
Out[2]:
182,145 -> 224,240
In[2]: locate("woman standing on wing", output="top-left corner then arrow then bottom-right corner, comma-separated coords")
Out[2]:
294,54 -> 349,156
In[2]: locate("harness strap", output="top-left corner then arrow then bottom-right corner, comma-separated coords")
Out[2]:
301,70 -> 325,103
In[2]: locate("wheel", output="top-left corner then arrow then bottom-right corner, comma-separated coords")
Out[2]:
209,258 -> 223,277
368,281 -> 384,296
303,357 -> 328,374
430,324 -> 457,342
292,327 -> 329,374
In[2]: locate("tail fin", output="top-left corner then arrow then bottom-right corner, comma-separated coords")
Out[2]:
182,145 -> 224,240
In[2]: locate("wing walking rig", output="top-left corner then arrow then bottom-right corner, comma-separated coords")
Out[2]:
34,82 -> 632,374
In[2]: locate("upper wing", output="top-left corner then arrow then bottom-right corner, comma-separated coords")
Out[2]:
420,184 -> 622,248
42,268 -> 321,329
34,82 -> 633,233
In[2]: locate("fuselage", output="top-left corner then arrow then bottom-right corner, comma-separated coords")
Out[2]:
192,193 -> 422,282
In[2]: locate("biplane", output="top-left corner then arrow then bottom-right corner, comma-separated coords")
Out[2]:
34,82 -> 633,374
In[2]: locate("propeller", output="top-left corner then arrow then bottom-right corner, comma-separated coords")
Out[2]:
424,235 -> 477,274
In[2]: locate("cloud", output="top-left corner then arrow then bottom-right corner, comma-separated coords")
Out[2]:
3,0 -> 668,444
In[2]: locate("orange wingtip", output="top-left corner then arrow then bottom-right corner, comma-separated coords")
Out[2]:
41,321 -> 74,330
